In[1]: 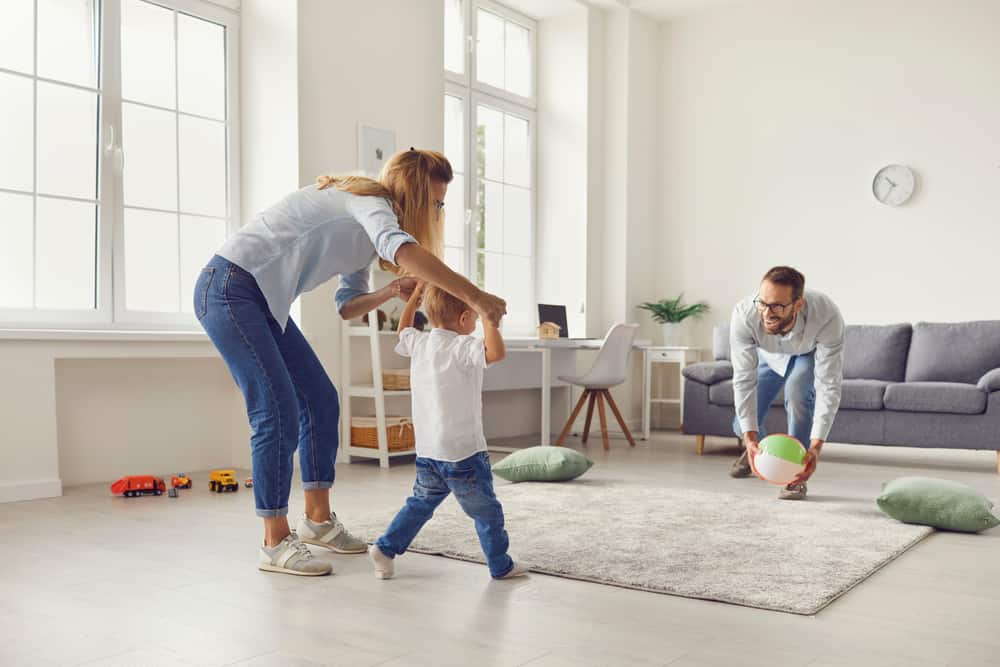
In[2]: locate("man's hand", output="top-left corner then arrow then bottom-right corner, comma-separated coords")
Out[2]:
391,277 -> 419,301
792,440 -> 823,484
742,432 -> 760,458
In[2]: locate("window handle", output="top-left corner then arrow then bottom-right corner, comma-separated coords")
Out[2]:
105,124 -> 125,173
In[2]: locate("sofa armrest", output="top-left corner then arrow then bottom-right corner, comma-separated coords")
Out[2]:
682,361 -> 733,385
977,368 -> 1000,393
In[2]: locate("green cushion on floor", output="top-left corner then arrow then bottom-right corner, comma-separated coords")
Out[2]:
877,476 -> 1000,533
492,446 -> 594,483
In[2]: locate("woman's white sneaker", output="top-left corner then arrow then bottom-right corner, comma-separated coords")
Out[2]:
258,533 -> 332,576
296,512 -> 368,554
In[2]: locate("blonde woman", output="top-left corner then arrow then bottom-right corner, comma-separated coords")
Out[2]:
195,149 -> 505,576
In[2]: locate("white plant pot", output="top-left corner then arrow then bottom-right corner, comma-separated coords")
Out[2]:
661,322 -> 686,346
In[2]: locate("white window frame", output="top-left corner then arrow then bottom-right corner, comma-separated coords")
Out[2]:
444,0 -> 536,336
0,0 -> 240,331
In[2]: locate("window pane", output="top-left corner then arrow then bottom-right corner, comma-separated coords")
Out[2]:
503,114 -> 529,187
480,181 -> 503,252
477,105 -> 503,182
444,0 -> 464,75
481,251 -> 502,295
444,94 -> 464,173
0,0 -> 34,74
476,9 -> 504,89
443,173 -> 465,247
179,215 -> 225,314
37,82 -> 99,200
125,208 -> 179,312
122,0 -> 176,109
177,13 -> 226,120
178,115 -> 227,217
505,21 -> 531,97
36,197 -> 96,310
123,102 -> 177,210
444,246 -> 465,275
0,192 -> 34,308
0,73 -> 34,192
504,254 -> 532,326
37,0 -> 98,87
503,185 -> 531,256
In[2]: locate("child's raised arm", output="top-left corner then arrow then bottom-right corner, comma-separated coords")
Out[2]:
482,315 -> 506,365
397,281 -> 425,336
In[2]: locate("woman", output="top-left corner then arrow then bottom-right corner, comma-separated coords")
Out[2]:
195,149 -> 505,576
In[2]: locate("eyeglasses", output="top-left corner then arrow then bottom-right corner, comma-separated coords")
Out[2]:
434,200 -> 445,211
754,298 -> 795,315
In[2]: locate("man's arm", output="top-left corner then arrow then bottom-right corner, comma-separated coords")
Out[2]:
397,282 -> 425,335
730,304 -> 761,452
482,317 -> 506,365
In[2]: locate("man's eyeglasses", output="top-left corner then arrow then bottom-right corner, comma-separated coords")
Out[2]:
434,200 -> 445,211
754,298 -> 795,315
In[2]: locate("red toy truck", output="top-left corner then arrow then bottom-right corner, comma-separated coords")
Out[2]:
111,475 -> 167,497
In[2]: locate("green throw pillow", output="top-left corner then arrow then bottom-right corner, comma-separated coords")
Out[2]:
877,476 -> 1000,533
492,446 -> 594,483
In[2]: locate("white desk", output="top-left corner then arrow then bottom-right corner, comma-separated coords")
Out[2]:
488,338 -> 651,447
641,346 -> 704,440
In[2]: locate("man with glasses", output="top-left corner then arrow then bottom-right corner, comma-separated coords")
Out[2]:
729,266 -> 845,500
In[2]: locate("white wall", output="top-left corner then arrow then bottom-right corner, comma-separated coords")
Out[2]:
658,0 -> 1000,349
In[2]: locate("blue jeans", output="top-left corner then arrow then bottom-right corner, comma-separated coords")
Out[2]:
195,255 -> 339,517
733,352 -> 816,448
376,452 -> 514,579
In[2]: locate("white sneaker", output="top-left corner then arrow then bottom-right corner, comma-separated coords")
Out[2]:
369,544 -> 395,580
258,533 -> 332,576
296,512 -> 368,554
498,561 -> 530,580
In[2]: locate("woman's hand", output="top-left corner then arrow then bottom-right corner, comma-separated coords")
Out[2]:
474,290 -> 507,327
391,277 -> 419,301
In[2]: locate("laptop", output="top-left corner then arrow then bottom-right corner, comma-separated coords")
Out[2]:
537,304 -> 589,340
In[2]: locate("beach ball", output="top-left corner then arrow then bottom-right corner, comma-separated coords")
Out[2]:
753,434 -> 807,485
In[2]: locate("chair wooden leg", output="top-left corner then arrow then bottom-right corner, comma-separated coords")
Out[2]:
596,391 -> 610,451
602,390 -> 635,447
556,390 -> 590,446
696,435 -> 705,456
581,391 -> 597,445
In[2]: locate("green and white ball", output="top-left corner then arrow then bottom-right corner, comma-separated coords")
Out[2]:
753,434 -> 807,485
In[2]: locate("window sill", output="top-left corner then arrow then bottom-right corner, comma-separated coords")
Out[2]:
0,329 -> 211,343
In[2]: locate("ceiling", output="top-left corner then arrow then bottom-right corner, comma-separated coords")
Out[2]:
498,0 -> 749,22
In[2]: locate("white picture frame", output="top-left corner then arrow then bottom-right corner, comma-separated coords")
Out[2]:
358,124 -> 396,177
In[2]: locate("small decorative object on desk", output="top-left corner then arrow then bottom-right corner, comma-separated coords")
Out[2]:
538,322 -> 561,339
362,309 -> 388,330
413,311 -> 428,331
638,294 -> 710,346
351,416 -> 415,451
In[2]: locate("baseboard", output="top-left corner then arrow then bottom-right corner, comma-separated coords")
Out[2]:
0,478 -> 63,504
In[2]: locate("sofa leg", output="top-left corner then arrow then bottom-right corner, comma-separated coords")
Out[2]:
696,435 -> 705,456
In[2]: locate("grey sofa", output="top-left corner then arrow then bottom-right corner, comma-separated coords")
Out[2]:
681,321 -> 1000,473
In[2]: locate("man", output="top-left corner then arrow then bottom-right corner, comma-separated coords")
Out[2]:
729,266 -> 845,500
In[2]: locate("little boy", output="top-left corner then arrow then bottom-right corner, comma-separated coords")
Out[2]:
368,282 -> 528,580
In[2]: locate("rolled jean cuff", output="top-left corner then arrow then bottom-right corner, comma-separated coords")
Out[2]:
255,505 -> 289,518
301,481 -> 333,490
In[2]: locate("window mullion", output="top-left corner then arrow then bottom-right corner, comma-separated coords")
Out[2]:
31,0 -> 39,310
103,0 -> 124,325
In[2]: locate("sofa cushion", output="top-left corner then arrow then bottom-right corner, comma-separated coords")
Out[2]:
709,380 -> 783,408
877,477 -> 1000,533
713,324 -> 731,361
842,324 -> 912,382
682,361 -> 733,385
840,379 -> 890,411
905,321 -> 1000,384
884,382 -> 987,415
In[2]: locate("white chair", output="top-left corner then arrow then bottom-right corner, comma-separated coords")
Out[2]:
555,323 -> 640,450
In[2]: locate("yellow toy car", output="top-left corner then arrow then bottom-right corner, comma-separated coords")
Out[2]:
209,469 -> 239,493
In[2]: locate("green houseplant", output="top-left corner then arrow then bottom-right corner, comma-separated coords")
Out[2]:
638,295 -> 710,346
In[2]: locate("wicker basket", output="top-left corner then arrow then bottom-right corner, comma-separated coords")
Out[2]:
382,368 -> 411,390
350,416 -> 415,451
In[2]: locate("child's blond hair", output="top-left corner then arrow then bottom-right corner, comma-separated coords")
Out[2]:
422,285 -> 471,326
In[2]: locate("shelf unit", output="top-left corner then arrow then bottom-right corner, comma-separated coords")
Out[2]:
339,310 -> 415,468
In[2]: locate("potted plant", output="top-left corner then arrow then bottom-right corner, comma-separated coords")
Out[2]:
638,295 -> 710,346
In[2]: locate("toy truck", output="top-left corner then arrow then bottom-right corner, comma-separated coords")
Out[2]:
171,474 -> 192,489
209,469 -> 239,493
111,475 -> 166,497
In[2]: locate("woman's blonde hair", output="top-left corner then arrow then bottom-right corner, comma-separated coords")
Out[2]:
316,149 -> 453,273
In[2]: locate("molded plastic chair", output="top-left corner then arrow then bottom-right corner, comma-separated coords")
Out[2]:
555,323 -> 640,450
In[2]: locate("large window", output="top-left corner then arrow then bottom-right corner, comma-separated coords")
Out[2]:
0,0 -> 239,329
443,0 -> 535,334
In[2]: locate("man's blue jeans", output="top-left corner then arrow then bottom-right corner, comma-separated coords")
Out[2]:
195,255 -> 339,517
376,452 -> 515,578
733,352 -> 816,448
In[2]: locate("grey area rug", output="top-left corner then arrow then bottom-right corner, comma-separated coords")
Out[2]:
352,480 -> 932,615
